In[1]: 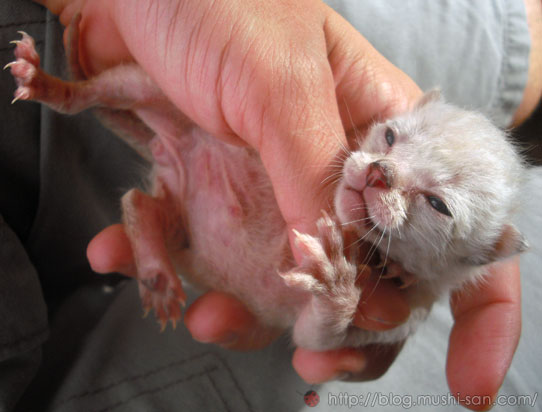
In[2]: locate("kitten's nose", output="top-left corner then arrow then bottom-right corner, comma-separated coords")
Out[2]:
366,161 -> 392,189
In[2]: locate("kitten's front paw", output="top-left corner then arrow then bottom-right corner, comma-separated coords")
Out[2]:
5,31 -> 43,103
280,212 -> 359,302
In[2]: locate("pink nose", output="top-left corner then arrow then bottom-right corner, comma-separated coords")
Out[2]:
366,162 -> 391,189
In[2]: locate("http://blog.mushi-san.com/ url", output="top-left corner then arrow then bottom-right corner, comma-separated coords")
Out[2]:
300,390 -> 538,409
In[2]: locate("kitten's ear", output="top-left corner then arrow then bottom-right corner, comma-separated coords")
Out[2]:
416,89 -> 443,108
466,224 -> 529,266
492,224 -> 529,259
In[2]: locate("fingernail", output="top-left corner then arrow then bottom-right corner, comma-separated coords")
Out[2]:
363,314 -> 405,327
334,372 -> 353,381
217,332 -> 238,348
193,332 -> 238,347
333,356 -> 366,382
335,353 -> 367,376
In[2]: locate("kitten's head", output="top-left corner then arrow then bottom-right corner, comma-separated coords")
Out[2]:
335,91 -> 527,290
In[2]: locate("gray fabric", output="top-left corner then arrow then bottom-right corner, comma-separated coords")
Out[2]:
0,0 -> 536,411
0,3 -> 49,410
324,0 -> 531,128
0,1 -> 145,409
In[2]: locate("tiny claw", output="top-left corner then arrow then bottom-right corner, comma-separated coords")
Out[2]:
398,271 -> 419,289
17,31 -> 30,37
374,261 -> 386,269
142,307 -> 152,319
159,319 -> 167,333
11,89 -> 29,104
9,40 -> 21,46
363,314 -> 404,327
320,209 -> 331,220
3,61 -> 15,70
399,277 -> 419,289
358,264 -> 371,277
173,287 -> 187,307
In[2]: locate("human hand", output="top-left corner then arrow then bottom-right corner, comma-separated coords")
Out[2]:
39,0 -> 521,408
87,227 -> 522,411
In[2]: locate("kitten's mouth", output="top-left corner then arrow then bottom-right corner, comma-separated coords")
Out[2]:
344,186 -> 385,236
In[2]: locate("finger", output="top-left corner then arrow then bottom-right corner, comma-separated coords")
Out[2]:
447,257 -> 521,411
87,223 -> 137,277
322,8 -> 422,136
293,341 -> 403,384
77,1 -> 132,75
33,0 -> 72,15
184,291 -> 281,351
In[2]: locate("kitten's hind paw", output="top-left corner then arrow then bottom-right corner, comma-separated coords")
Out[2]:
6,32 -> 44,103
138,271 -> 187,332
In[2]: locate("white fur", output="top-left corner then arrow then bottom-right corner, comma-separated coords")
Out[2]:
327,93 -> 527,345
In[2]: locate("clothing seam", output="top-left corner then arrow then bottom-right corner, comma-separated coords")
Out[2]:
52,351 -> 256,412
206,373 -> 232,412
52,351 -> 216,407
96,367 -> 219,412
492,0 -> 530,126
0,327 -> 48,351
494,0 -> 510,117
219,354 -> 255,412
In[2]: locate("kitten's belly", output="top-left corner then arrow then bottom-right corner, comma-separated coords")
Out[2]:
160,130 -> 308,328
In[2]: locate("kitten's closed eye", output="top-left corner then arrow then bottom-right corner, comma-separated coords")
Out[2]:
385,127 -> 395,147
426,195 -> 452,217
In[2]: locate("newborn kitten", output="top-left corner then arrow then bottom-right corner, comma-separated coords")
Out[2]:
6,27 -> 527,350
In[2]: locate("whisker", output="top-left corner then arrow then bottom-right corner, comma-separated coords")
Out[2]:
360,228 -> 391,302
321,171 -> 343,185
406,221 -> 443,257
356,226 -> 383,267
356,229 -> 386,286
350,205 -> 370,212
346,219 -> 378,248
340,216 -> 372,226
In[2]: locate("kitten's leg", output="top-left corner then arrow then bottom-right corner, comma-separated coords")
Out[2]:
7,31 -> 176,156
121,182 -> 187,330
280,213 -> 361,350
6,32 -> 164,115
